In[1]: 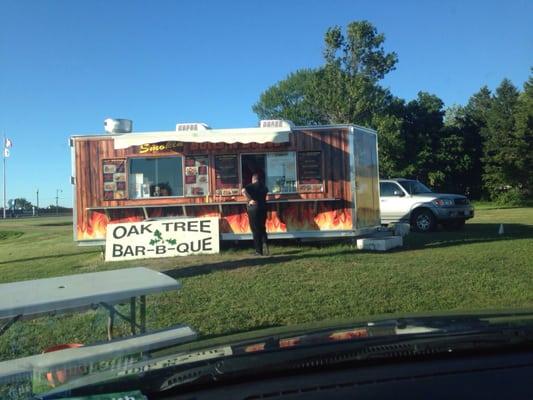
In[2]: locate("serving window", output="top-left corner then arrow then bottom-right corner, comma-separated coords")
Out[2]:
214,154 -> 240,196
109,149 -> 323,201
128,156 -> 183,198
241,152 -> 297,194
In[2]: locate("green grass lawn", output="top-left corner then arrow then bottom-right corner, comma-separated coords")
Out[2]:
0,207 -> 532,361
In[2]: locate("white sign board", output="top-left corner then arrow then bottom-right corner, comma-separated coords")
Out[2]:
105,217 -> 219,262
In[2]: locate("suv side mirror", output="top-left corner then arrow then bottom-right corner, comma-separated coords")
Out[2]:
393,190 -> 405,197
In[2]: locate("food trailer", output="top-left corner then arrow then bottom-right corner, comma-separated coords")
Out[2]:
70,119 -> 381,246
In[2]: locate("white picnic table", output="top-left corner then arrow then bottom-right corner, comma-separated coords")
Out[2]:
0,267 -> 181,340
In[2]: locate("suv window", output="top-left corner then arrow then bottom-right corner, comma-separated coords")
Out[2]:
380,182 -> 402,197
398,180 -> 432,195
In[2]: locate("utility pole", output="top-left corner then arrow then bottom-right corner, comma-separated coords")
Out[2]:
36,189 -> 39,216
56,189 -> 62,216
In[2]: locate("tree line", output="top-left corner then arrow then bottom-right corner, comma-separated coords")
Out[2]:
253,21 -> 532,204
2,198 -> 71,213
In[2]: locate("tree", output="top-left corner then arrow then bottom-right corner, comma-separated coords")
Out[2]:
252,20 -> 530,202
511,72 -> 533,198
443,104 -> 468,129
323,22 -> 398,81
13,198 -> 33,211
434,124 -> 472,194
253,20 -> 398,126
251,69 -> 325,125
464,86 -> 493,130
442,91 -> 491,199
399,92 -> 445,184
454,87 -> 493,199
371,101 -> 405,178
385,92 -> 473,193
253,21 -> 404,176
482,79 -> 522,201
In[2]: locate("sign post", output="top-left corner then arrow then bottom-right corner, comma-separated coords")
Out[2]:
105,217 -> 220,262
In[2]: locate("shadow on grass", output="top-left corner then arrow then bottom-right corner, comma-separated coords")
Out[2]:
164,249 -> 357,279
37,222 -> 72,227
405,223 -> 533,250
166,223 -> 532,273
0,231 -> 23,241
0,250 -> 101,266
164,255 -> 297,279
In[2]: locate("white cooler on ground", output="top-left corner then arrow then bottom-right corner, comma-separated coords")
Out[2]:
357,236 -> 403,251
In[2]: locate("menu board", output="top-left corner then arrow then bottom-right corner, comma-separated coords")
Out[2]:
103,159 -> 127,200
184,155 -> 209,196
298,151 -> 323,192
215,154 -> 240,196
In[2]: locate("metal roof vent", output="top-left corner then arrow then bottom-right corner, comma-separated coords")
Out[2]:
175,123 -> 210,132
104,118 -> 133,134
259,119 -> 293,129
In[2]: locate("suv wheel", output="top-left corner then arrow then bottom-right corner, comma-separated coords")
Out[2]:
411,209 -> 436,232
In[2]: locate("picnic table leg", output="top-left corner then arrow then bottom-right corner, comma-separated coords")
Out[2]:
130,297 -> 137,335
140,295 -> 146,334
107,307 -> 115,341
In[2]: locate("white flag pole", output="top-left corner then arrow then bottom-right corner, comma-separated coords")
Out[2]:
2,134 -> 6,219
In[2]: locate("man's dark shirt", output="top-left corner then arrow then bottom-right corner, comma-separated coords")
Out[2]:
245,181 -> 269,209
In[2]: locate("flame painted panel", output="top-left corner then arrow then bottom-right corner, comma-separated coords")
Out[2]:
77,202 -> 353,241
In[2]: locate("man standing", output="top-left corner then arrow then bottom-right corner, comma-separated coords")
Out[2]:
242,173 -> 269,256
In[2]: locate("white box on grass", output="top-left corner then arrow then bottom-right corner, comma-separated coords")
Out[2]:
357,236 -> 403,251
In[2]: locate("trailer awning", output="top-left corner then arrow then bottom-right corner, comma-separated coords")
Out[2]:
113,127 -> 291,149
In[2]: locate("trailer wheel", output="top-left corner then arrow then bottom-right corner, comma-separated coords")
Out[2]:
411,209 -> 436,233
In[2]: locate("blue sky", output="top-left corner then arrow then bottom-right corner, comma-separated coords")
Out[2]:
1,0 -> 531,208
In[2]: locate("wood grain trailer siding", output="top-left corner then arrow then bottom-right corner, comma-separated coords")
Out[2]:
72,128 -> 361,242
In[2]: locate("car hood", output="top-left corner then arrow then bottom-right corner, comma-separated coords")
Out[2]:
35,310 -> 533,399
412,193 -> 468,201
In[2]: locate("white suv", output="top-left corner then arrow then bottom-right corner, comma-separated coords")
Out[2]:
379,179 -> 474,232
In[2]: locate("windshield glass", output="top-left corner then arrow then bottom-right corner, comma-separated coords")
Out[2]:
1,2 -> 532,399
398,180 -> 433,195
